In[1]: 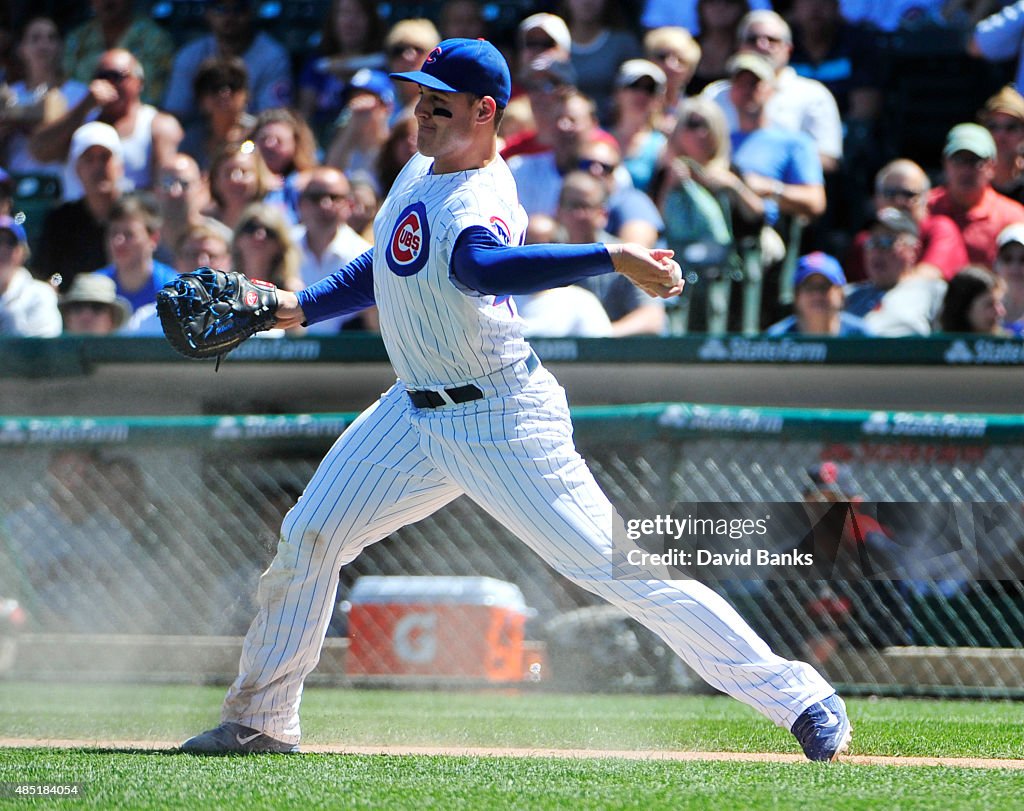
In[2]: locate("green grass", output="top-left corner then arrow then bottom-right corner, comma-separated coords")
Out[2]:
2,750 -> 1024,811
1,682 -> 1022,810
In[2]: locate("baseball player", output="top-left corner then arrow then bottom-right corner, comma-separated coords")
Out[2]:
181,39 -> 851,761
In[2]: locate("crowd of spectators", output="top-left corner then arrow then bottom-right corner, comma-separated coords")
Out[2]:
2,0 -> 1024,340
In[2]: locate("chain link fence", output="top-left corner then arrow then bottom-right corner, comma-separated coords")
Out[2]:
1,407 -> 1023,696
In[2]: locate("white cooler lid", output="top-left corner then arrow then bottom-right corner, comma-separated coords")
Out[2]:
348,575 -> 529,613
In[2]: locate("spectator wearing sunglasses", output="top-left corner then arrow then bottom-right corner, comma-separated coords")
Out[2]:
643,27 -> 702,128
501,53 -> 579,160
928,123 -> 1024,269
846,159 -> 968,283
293,166 -> 373,333
382,19 -> 441,126
512,13 -> 572,100
162,0 -> 292,128
63,0 -> 174,106
609,59 -> 667,194
844,208 -> 946,337
979,85 -> 1024,204
58,272 -> 132,335
652,97 -> 765,332
152,153 -> 214,266
30,48 -> 183,200
577,135 -> 664,249
702,10 -> 842,173
231,202 -> 302,297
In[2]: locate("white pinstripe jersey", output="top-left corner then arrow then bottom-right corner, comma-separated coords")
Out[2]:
373,152 -> 530,388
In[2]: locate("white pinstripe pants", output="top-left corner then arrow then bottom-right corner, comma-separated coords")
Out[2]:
222,367 -> 834,743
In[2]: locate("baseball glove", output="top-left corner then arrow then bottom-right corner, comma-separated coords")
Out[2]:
156,268 -> 279,360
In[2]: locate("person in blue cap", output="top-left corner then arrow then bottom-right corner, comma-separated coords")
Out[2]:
324,68 -> 397,180
180,38 -> 850,763
766,251 -> 871,336
0,215 -> 62,336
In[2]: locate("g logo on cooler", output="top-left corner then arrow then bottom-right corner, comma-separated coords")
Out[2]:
386,202 -> 431,276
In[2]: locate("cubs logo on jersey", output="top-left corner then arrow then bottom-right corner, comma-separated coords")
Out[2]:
386,202 -> 431,276
488,216 -> 512,245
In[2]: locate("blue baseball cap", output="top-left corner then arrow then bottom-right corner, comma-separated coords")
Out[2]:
391,38 -> 511,108
344,68 -> 396,108
0,214 -> 27,244
794,252 -> 845,288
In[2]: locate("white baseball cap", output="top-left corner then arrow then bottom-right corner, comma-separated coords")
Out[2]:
518,13 -> 571,53
996,222 -> 1024,249
69,121 -> 123,166
615,59 -> 667,90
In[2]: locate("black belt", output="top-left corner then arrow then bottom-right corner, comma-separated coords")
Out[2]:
408,384 -> 483,409
408,352 -> 539,409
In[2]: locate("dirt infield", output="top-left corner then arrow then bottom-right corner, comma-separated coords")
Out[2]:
1,738 -> 1021,769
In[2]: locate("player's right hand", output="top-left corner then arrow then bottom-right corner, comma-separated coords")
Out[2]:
607,243 -> 684,299
273,289 -> 307,331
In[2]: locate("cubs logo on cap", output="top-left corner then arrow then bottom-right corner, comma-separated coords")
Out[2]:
387,202 -> 431,276
390,38 -> 512,108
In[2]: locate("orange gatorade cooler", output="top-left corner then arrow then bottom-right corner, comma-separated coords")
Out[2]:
346,576 -> 531,681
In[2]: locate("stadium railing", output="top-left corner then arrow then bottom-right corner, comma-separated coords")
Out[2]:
3,335 -> 1024,696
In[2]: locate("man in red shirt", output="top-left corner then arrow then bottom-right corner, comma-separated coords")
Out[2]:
501,56 -> 578,160
846,158 -> 968,282
928,122 -> 1024,269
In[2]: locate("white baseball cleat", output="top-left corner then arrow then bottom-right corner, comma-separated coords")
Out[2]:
180,722 -> 299,754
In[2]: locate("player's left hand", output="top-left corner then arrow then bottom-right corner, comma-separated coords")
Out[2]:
607,244 -> 684,299
156,268 -> 279,359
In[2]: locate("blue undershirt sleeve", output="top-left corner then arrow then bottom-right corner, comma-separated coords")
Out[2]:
450,226 -> 615,295
295,248 -> 376,325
